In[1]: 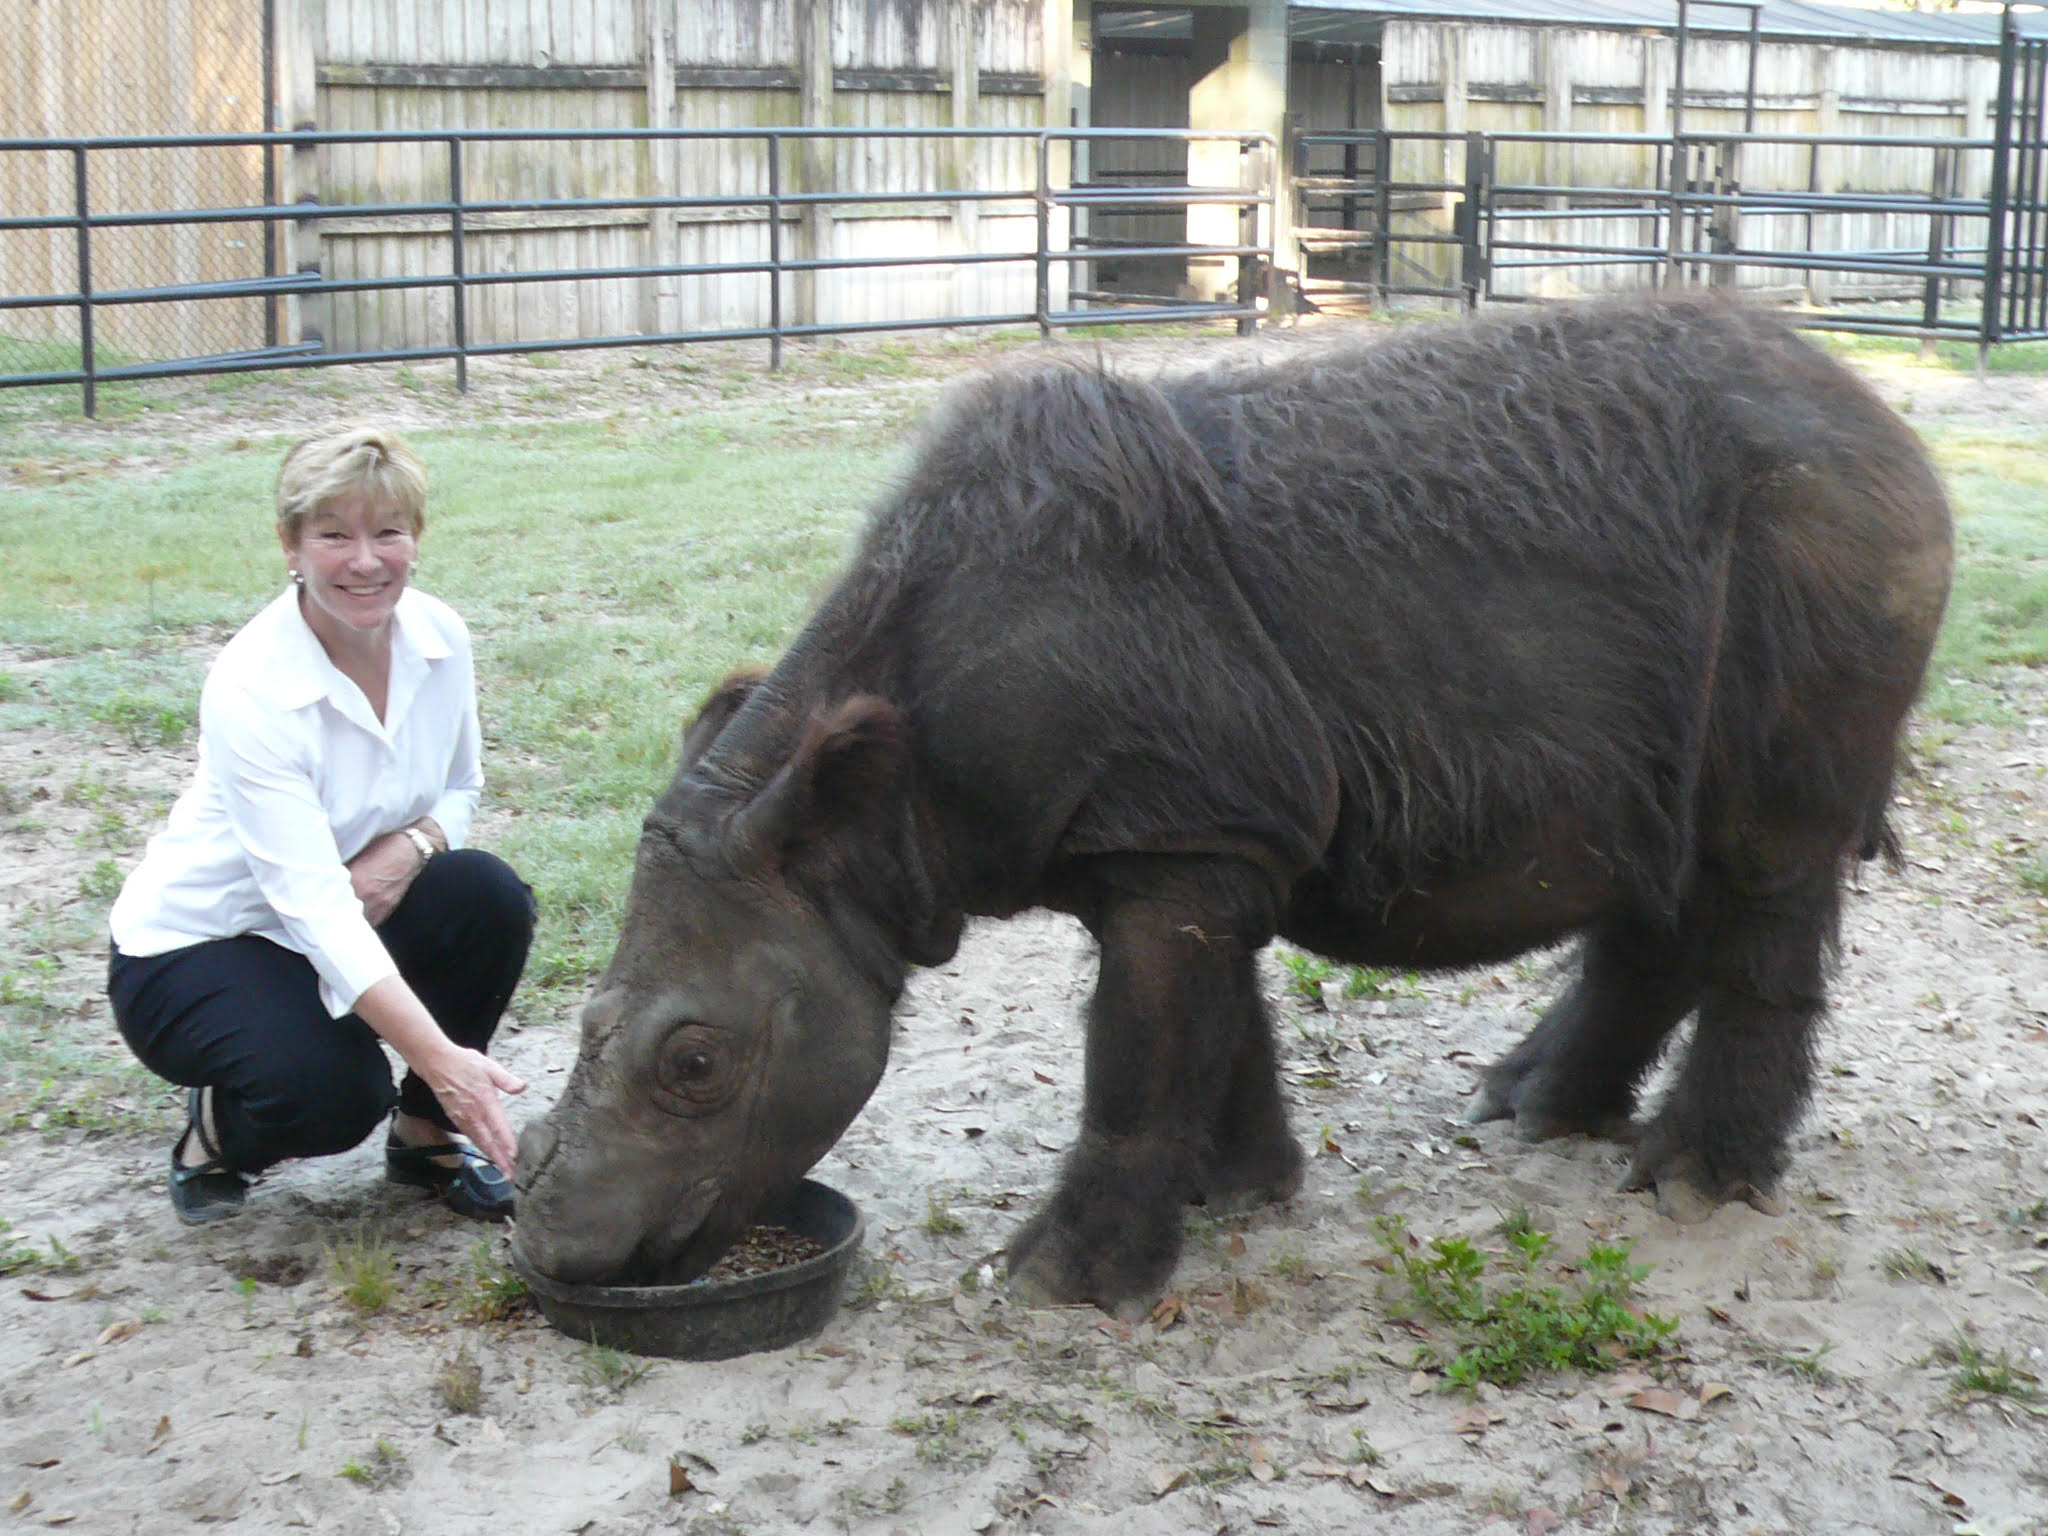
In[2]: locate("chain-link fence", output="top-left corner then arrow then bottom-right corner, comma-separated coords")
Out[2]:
1,0 -> 274,370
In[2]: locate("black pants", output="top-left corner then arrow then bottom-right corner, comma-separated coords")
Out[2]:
108,849 -> 535,1175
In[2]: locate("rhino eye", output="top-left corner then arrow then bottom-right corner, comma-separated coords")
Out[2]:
652,1023 -> 735,1113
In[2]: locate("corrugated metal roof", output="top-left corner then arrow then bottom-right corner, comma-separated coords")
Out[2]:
1096,2 -> 2048,49
1287,0 -> 2046,47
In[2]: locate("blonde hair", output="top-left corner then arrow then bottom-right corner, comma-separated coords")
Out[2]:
274,425 -> 428,543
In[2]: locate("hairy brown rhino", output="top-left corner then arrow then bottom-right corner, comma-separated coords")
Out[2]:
513,295 -> 1952,1311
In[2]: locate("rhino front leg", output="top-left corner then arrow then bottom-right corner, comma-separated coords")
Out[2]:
1007,855 -> 1282,1313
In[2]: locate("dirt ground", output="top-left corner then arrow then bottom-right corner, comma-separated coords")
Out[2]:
2,329 -> 2046,1536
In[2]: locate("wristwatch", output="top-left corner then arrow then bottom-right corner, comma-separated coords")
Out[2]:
402,826 -> 437,865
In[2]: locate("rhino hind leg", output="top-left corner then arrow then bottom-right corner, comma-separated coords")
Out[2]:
1623,863 -> 1838,1221
1474,908 -> 1708,1142
1006,855 -> 1279,1312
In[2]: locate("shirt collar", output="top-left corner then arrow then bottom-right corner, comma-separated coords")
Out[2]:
247,585 -> 450,718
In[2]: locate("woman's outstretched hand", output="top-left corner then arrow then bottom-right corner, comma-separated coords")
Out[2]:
420,1044 -> 527,1174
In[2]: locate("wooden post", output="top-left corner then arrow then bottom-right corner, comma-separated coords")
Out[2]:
1539,29 -> 1572,215
274,0 -> 323,347
1441,24 -> 1467,223
646,0 -> 678,337
1807,47 -> 1840,308
950,2 -> 981,318
1643,33 -> 1672,287
797,0 -> 834,331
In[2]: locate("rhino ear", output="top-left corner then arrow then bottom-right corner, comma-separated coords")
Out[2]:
681,666 -> 770,768
727,695 -> 908,865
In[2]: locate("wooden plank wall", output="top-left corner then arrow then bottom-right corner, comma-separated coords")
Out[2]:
308,0 -> 1052,351
1378,20 -> 2004,302
0,0 -> 268,361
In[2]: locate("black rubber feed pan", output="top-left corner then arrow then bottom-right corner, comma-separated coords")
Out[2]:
512,1179 -> 864,1360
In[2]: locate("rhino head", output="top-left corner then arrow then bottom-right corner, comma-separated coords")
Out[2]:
512,672 -> 957,1285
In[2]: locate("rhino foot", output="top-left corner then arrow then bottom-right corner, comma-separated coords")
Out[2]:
1471,1060 -> 1636,1146
1201,1130 -> 1305,1217
1620,1125 -> 1782,1223
1003,1138 -> 1187,1314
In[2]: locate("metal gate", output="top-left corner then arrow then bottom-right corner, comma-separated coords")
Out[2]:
1987,7 -> 2048,342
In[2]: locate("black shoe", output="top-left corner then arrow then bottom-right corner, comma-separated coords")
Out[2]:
385,1125 -> 513,1222
169,1086 -> 247,1226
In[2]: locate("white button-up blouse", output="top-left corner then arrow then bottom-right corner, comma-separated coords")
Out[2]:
110,585 -> 484,1018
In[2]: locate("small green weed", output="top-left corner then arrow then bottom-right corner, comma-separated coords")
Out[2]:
844,1260 -> 900,1311
450,1236 -> 528,1322
922,1192 -> 966,1236
327,1226 -> 397,1315
1344,966 -> 1422,1000
78,858 -> 123,900
1279,948 -> 1333,1001
337,1437 -> 407,1490
1879,1246 -> 1946,1284
1752,1342 -> 1836,1383
89,693 -> 194,749
890,1409 -> 991,1467
575,1340 -> 653,1396
1374,1215 -> 1677,1390
1939,1335 -> 2042,1401
840,1478 -> 912,1517
436,1341 -> 484,1415
0,1217 -> 39,1275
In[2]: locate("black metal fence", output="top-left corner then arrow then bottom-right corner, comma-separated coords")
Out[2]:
0,125 -> 1273,417
1291,6 -> 2048,354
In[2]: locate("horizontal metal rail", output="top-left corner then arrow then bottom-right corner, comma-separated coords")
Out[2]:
0,124 -> 1277,412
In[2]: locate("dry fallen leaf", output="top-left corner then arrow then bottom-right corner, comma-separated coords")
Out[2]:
1149,1465 -> 1192,1498
1296,1462 -> 1349,1479
1408,1371 -> 1433,1396
1451,1404 -> 1493,1437
1353,1468 -> 1396,1493
667,1458 -> 694,1497
1248,1438 -> 1276,1482
1148,1293 -> 1189,1330
95,1319 -> 141,1347
258,1471 -> 298,1487
1699,1382 -> 1735,1405
8,1492 -> 30,1515
1526,1509 -> 1562,1536
60,1350 -> 94,1369
1226,1233 -> 1247,1259
1626,1387 -> 1700,1421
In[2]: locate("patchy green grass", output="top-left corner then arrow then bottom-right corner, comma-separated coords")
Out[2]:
1373,1215 -> 1678,1391
1812,331 -> 2048,378
1918,428 -> 2048,724
0,411 -> 896,1002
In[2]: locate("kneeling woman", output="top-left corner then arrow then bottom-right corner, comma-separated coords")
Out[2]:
108,425 -> 530,1224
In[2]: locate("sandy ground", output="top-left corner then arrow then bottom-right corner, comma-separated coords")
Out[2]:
1,328 -> 2045,1536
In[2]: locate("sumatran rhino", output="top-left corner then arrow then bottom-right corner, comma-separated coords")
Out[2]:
513,295 -> 1952,1311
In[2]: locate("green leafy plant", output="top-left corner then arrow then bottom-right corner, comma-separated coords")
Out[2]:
1374,1215 -> 1677,1390
1278,948 -> 1333,1001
